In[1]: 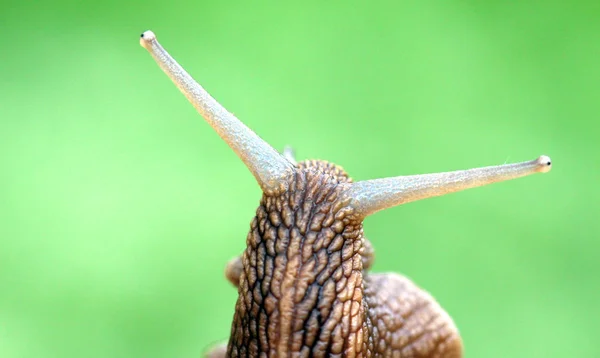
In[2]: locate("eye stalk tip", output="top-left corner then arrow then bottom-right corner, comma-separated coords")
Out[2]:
536,155 -> 552,173
139,30 -> 156,49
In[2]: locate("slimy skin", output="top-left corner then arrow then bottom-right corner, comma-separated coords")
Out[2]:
140,30 -> 551,357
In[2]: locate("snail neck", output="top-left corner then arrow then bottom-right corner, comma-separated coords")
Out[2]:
228,169 -> 368,356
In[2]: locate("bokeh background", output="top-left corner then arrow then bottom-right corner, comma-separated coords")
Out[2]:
1,0 -> 598,357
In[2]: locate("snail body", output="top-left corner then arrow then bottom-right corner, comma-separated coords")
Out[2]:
140,30 -> 551,357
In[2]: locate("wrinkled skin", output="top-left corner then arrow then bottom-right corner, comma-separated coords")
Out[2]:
208,160 -> 463,358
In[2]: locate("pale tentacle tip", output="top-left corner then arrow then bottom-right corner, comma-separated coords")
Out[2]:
536,155 -> 552,173
139,30 -> 156,49
282,145 -> 297,164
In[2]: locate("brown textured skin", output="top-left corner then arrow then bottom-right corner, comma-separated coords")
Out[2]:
209,160 -> 463,358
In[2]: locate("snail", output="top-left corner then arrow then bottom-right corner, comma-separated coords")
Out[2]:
140,30 -> 551,358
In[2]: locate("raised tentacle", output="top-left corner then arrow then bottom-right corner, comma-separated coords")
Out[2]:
282,145 -> 297,165
140,30 -> 294,192
347,155 -> 552,218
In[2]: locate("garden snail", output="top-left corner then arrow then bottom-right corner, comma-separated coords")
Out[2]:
140,30 -> 551,358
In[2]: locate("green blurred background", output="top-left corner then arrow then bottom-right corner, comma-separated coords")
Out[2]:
1,0 -> 598,357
